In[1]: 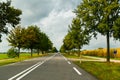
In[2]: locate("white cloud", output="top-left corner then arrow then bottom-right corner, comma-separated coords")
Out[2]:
82,34 -> 120,50
0,35 -> 10,52
0,0 -> 81,52
1,0 -> 120,52
34,9 -> 75,49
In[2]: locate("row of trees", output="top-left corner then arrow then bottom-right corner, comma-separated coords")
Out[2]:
7,25 -> 53,57
60,18 -> 90,57
61,0 -> 120,62
0,1 -> 56,58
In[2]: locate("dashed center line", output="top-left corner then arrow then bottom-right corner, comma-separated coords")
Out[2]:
73,67 -> 82,75
64,57 -> 67,61
62,55 -> 82,76
67,61 -> 71,64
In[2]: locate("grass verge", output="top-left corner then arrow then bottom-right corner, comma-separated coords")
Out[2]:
63,53 -> 80,59
0,54 -> 9,60
63,53 -> 97,60
0,53 -> 48,66
74,61 -> 120,80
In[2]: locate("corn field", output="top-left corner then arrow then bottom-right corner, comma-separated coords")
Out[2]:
82,48 -> 120,58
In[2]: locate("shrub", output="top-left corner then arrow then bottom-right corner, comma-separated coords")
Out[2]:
7,48 -> 18,58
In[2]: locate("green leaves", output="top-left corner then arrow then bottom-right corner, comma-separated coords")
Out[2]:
74,0 -> 120,62
75,0 -> 120,36
7,25 -> 24,47
7,25 -> 53,56
113,18 -> 120,40
62,17 -> 90,52
39,32 -> 53,53
0,0 -> 22,42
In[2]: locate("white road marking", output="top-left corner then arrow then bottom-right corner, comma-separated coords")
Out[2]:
16,62 -> 44,80
63,56 -> 67,61
73,67 -> 82,75
8,54 -> 56,80
67,61 -> 71,64
60,54 -> 68,61
8,62 -> 42,80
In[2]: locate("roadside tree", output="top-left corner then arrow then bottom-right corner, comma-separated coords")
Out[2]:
75,0 -> 120,62
40,32 -> 53,54
23,25 -> 41,57
7,25 -> 25,57
0,0 -> 22,41
68,18 -> 90,57
51,47 -> 58,53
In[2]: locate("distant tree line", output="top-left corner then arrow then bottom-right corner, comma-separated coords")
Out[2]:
7,25 -> 53,57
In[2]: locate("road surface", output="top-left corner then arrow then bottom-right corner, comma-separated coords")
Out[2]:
0,53 -> 97,80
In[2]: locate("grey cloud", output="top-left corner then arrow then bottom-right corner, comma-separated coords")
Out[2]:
11,0 -> 81,25
34,10 -> 75,49
0,35 -> 10,52
83,34 -> 120,50
4,0 -> 120,52
12,0 -> 54,25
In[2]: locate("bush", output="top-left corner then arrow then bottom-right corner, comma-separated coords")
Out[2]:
7,48 -> 18,58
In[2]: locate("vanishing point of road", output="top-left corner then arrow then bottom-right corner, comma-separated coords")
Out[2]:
0,53 -> 97,80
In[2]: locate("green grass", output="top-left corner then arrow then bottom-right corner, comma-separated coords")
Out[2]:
63,53 -> 80,58
63,53 -> 97,60
0,53 -> 48,66
74,61 -> 120,80
0,54 -> 9,59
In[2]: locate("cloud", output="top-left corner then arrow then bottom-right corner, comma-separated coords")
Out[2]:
1,0 -> 120,52
11,0 -> 55,25
0,0 -> 81,52
82,34 -> 120,50
0,35 -> 10,52
34,9 -> 75,49
11,0 -> 80,26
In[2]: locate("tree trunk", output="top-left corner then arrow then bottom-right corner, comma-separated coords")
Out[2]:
78,49 -> 80,57
37,49 -> 39,55
42,51 -> 44,54
17,47 -> 20,58
78,47 -> 81,63
31,48 -> 33,57
78,46 -> 81,57
106,31 -> 110,62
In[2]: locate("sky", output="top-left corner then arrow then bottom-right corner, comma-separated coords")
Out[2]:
0,0 -> 120,52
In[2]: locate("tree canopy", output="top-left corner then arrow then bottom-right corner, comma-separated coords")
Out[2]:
0,0 -> 22,42
74,0 -> 120,62
7,25 -> 25,57
62,17 -> 90,56
7,25 -> 53,57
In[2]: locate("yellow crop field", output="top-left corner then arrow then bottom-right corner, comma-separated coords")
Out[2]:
82,48 -> 120,58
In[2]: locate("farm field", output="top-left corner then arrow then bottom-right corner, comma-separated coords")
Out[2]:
0,53 -> 8,60
82,48 -> 120,58
0,53 -> 47,66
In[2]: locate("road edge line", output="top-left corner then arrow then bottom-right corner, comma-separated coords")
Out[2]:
73,67 -> 82,75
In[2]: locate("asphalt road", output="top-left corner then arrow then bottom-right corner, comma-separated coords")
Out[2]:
0,53 -> 98,80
